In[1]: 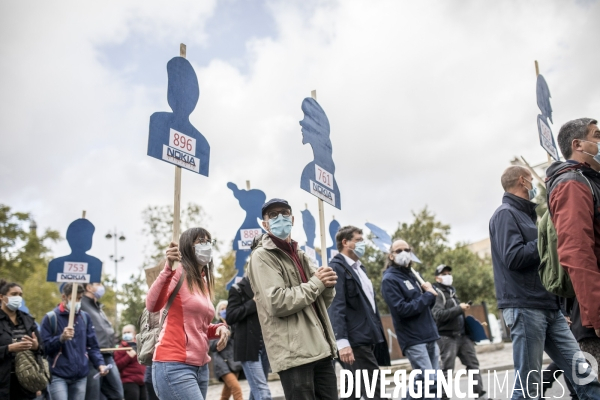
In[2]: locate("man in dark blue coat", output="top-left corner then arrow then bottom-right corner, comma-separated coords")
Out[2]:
328,226 -> 386,399
382,239 -> 440,399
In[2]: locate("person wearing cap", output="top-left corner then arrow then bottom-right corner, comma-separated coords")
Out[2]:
381,239 -> 440,398
432,265 -> 485,400
247,198 -> 339,400
327,225 -> 387,399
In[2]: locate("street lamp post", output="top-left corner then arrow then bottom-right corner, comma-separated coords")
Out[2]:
105,228 -> 125,326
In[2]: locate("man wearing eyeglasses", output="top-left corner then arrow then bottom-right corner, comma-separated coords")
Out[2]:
247,198 -> 339,400
328,225 -> 387,399
381,239 -> 440,398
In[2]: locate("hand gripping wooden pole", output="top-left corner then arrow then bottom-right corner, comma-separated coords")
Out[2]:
311,90 -> 328,268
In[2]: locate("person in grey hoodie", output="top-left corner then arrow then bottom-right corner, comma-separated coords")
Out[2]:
80,283 -> 123,400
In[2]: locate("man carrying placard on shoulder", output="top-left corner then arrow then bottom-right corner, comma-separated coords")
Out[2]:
247,198 -> 339,400
328,225 -> 386,400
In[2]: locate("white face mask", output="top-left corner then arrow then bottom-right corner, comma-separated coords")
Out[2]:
439,275 -> 453,286
393,251 -> 412,267
4,295 -> 22,311
195,243 -> 213,265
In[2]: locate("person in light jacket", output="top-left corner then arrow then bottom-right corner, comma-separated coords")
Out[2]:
247,198 -> 338,400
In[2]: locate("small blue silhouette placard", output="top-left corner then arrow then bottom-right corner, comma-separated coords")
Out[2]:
536,74 -> 560,161
365,222 -> 392,253
365,222 -> 422,263
299,98 -> 341,209
326,218 -> 341,262
148,57 -> 210,176
300,208 -> 322,267
47,219 -> 102,283
227,182 -> 266,288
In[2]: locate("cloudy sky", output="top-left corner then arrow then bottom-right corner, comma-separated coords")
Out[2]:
1,0 -> 599,284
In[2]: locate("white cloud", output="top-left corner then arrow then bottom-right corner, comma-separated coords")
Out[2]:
1,0 -> 599,284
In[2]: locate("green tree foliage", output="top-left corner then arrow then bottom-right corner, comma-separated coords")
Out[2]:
0,204 -> 60,283
213,250 -> 237,303
391,207 -> 450,278
118,273 -> 147,330
101,276 -> 118,328
0,205 -> 61,321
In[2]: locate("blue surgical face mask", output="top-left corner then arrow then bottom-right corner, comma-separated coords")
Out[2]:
5,296 -> 22,311
219,310 -> 226,320
581,140 -> 600,164
352,241 -> 366,258
268,214 -> 293,240
93,285 -> 105,300
122,333 -> 134,342
524,179 -> 538,201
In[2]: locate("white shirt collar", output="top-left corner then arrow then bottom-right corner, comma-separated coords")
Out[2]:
341,253 -> 361,269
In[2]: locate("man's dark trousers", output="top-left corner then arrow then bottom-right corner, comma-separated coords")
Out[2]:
340,345 -> 383,399
438,335 -> 483,399
278,357 -> 338,400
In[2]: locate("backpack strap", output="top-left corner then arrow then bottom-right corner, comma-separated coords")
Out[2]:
46,311 -> 57,336
159,271 -> 186,329
435,288 -> 447,307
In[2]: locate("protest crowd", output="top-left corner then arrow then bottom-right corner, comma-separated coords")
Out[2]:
1,65 -> 600,399
3,116 -> 600,400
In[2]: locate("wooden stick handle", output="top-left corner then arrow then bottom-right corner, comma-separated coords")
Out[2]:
67,283 -> 78,328
411,267 -> 425,285
99,347 -> 133,352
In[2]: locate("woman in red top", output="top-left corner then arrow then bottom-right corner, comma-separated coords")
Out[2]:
113,324 -> 146,400
146,227 -> 230,400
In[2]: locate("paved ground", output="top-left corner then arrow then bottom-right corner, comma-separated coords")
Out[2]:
206,342 -> 559,399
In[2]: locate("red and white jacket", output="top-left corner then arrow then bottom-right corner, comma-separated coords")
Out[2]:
146,262 -> 223,366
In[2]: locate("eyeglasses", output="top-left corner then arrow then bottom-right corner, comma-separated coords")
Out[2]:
267,209 -> 292,219
392,248 -> 411,254
195,238 -> 216,246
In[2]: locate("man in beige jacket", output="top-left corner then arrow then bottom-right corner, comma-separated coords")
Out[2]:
248,198 -> 339,400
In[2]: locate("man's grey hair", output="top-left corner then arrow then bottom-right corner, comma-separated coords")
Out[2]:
557,118 -> 598,159
122,324 -> 136,334
501,166 -> 529,191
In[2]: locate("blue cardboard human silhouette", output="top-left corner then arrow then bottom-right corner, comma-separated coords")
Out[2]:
300,208 -> 322,267
365,222 -> 422,263
326,218 -> 341,262
148,57 -> 210,176
299,98 -> 341,209
47,219 -> 102,283
365,222 -> 392,252
227,182 -> 266,288
536,74 -> 560,161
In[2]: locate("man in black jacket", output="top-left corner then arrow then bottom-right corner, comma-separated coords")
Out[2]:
328,225 -> 386,399
432,265 -> 484,399
226,276 -> 272,400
